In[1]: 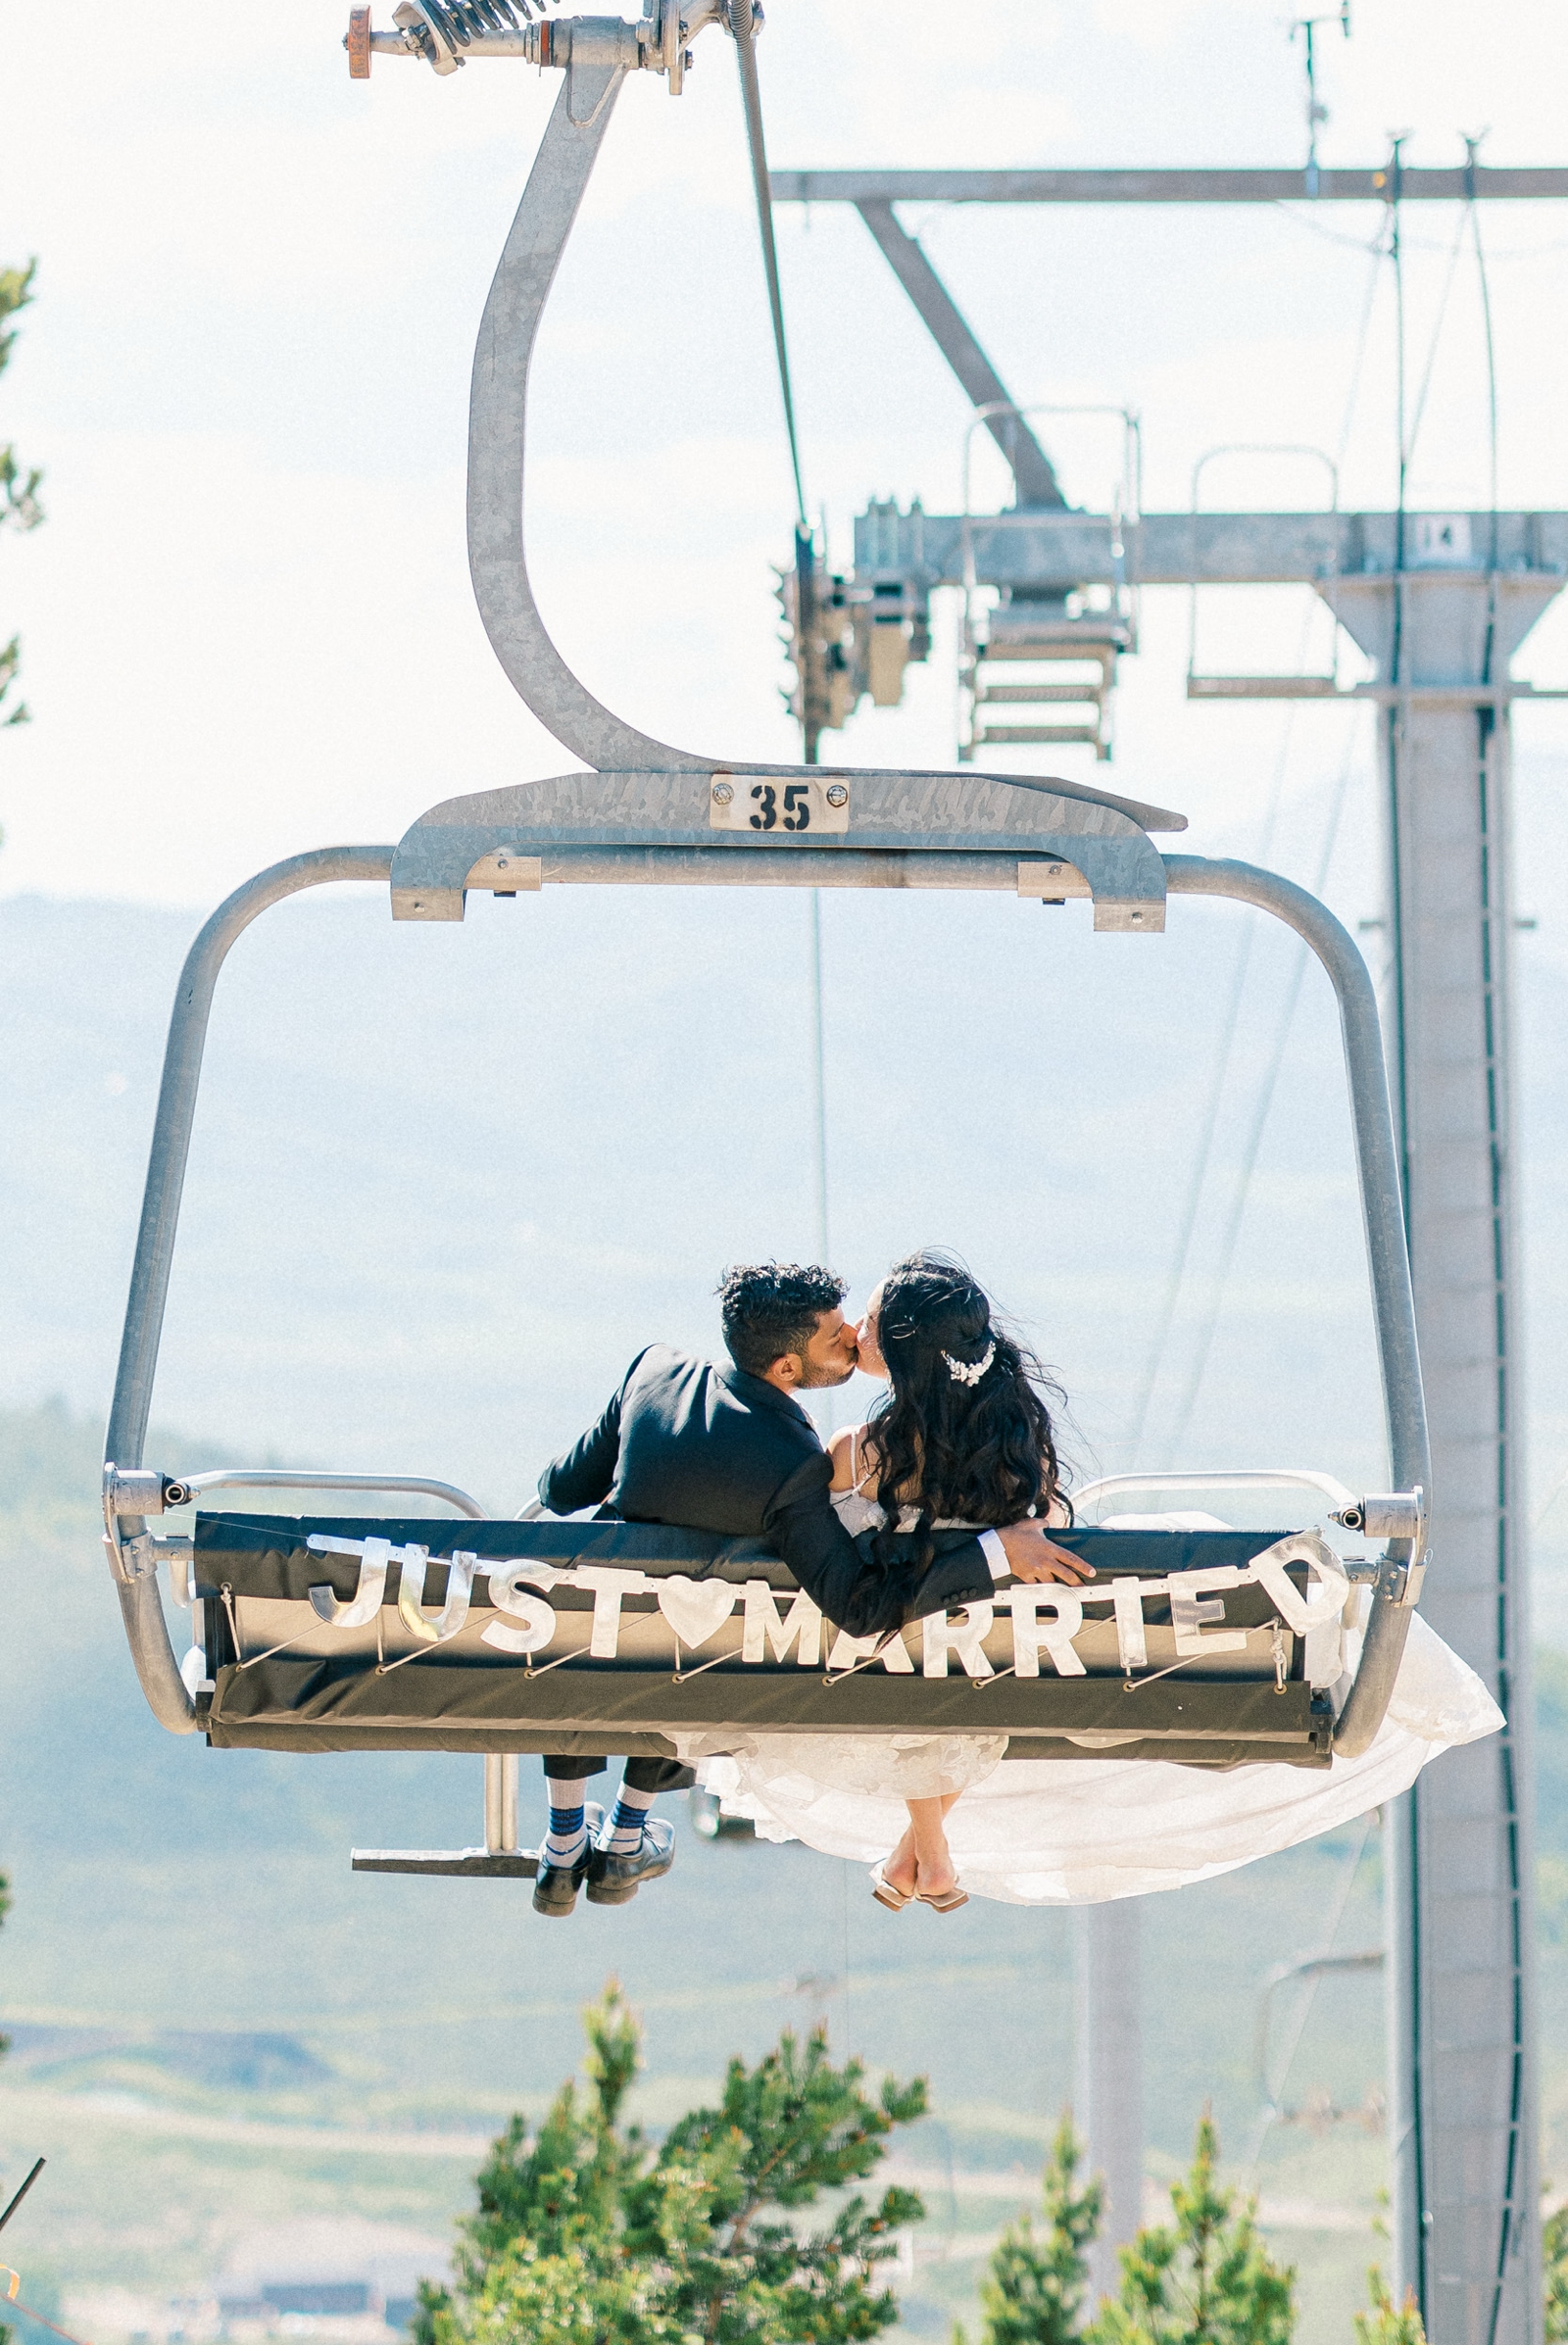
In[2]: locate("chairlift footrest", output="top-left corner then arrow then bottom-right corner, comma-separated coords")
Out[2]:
350,1845 -> 540,1878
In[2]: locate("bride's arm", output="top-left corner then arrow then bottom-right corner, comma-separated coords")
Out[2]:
826,1424 -> 868,1491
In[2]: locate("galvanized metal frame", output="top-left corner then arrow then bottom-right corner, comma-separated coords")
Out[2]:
102,845 -> 1428,1748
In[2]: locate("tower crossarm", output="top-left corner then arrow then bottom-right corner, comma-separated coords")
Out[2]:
773,165 -> 1568,205
854,507 -> 1568,591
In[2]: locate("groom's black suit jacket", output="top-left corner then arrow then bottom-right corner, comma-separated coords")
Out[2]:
537,1344 -> 996,1638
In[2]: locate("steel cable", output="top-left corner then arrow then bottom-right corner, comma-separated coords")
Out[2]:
1159,723 -> 1361,1464
1161,150 -> 1513,1459
1126,230 -> 1386,1466
730,0 -> 808,528
724,9 -> 829,1256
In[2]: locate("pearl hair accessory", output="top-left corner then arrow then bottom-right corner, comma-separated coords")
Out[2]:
943,1340 -> 996,1387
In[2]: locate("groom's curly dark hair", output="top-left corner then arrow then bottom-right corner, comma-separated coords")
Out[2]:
717,1261 -> 846,1378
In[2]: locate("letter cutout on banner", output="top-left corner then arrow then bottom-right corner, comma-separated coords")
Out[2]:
307,1535 -> 392,1628
1248,1534 -> 1351,1635
1110,1578 -> 1151,1672
922,1603 -> 995,1679
1169,1566 -> 1250,1658
741,1583 -> 822,1666
572,1566 -> 649,1658
657,1577 -> 737,1650
482,1562 -> 559,1656
397,1548 -> 477,1644
1007,1588 -> 1087,1677
826,1626 -> 915,1673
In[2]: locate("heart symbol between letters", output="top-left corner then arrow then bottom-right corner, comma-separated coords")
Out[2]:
658,1577 -> 737,1649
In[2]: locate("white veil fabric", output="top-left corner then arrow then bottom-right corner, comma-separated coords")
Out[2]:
687,1612 -> 1502,1907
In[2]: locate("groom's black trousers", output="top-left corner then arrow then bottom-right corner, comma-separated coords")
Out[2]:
543,1754 -> 694,1792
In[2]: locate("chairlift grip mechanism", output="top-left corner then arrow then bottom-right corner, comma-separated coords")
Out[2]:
348,0 -> 727,84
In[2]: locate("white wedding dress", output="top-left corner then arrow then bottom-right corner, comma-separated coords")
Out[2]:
685,1487 -> 1504,1907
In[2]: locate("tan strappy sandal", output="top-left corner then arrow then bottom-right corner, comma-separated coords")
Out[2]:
871,1863 -> 913,1912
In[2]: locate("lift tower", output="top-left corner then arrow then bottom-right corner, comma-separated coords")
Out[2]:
772,158 -> 1568,2345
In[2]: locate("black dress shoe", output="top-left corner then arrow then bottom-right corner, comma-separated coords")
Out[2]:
585,1816 -> 675,1906
531,1801 -> 604,1918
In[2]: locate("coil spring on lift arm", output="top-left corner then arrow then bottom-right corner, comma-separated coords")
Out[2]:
416,0 -> 553,44
351,0 -> 733,82
399,0 -> 555,70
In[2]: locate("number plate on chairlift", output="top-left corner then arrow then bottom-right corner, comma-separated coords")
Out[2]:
709,774 -> 851,836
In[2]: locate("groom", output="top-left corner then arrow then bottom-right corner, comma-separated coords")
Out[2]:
525,1261 -> 1090,1918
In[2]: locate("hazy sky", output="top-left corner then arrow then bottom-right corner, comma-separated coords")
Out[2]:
6,0 -> 1568,1547
2,0 -> 1567,924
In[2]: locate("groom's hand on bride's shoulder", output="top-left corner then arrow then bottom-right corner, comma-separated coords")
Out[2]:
997,1521 -> 1094,1584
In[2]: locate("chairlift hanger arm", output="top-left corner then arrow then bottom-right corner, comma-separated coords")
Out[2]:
382,6 -> 1129,803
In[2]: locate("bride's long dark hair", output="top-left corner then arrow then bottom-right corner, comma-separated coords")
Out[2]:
866,1250 -> 1067,1565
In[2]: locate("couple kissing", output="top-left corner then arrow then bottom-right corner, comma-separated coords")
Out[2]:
525,1248 -> 1087,1917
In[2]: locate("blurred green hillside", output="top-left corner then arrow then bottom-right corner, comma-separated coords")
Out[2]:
3,1397 -> 1566,2345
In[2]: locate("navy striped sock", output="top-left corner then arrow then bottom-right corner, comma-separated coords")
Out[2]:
544,1778 -> 592,1869
607,1783 -> 655,1856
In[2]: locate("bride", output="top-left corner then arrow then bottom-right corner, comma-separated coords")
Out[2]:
825,1249 -> 1071,1913
698,1249 -> 1505,1910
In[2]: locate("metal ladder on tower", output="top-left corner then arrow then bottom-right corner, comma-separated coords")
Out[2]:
958,404 -> 1140,763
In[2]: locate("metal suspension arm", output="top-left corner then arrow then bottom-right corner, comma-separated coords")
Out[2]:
467,57 -> 701,770
104,846 -> 395,1734
464,27 -> 1090,786
1163,855 -> 1430,1758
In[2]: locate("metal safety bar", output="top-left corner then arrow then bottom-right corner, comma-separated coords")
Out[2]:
177,1469 -> 487,1517
1077,1469 -> 1361,1516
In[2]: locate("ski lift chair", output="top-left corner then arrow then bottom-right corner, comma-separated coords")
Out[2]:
102,9 -> 1429,1880
1185,445 -> 1344,701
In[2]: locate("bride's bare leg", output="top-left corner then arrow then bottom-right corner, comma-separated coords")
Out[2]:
885,1792 -> 961,1898
908,1796 -> 960,1897
883,1820 -> 918,1897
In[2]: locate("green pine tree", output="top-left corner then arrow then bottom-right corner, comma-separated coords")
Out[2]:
1353,2269 -> 1426,2345
1544,2202 -> 1568,2345
421,1978 -> 929,2345
959,2114 -> 1103,2345
0,260 -> 43,753
412,1979 -> 644,2345
1085,2113 -> 1294,2345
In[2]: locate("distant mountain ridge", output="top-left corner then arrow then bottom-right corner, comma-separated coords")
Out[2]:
8,886 -> 1568,1510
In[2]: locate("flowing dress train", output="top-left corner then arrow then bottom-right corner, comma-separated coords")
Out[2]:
683,1497 -> 1502,1906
